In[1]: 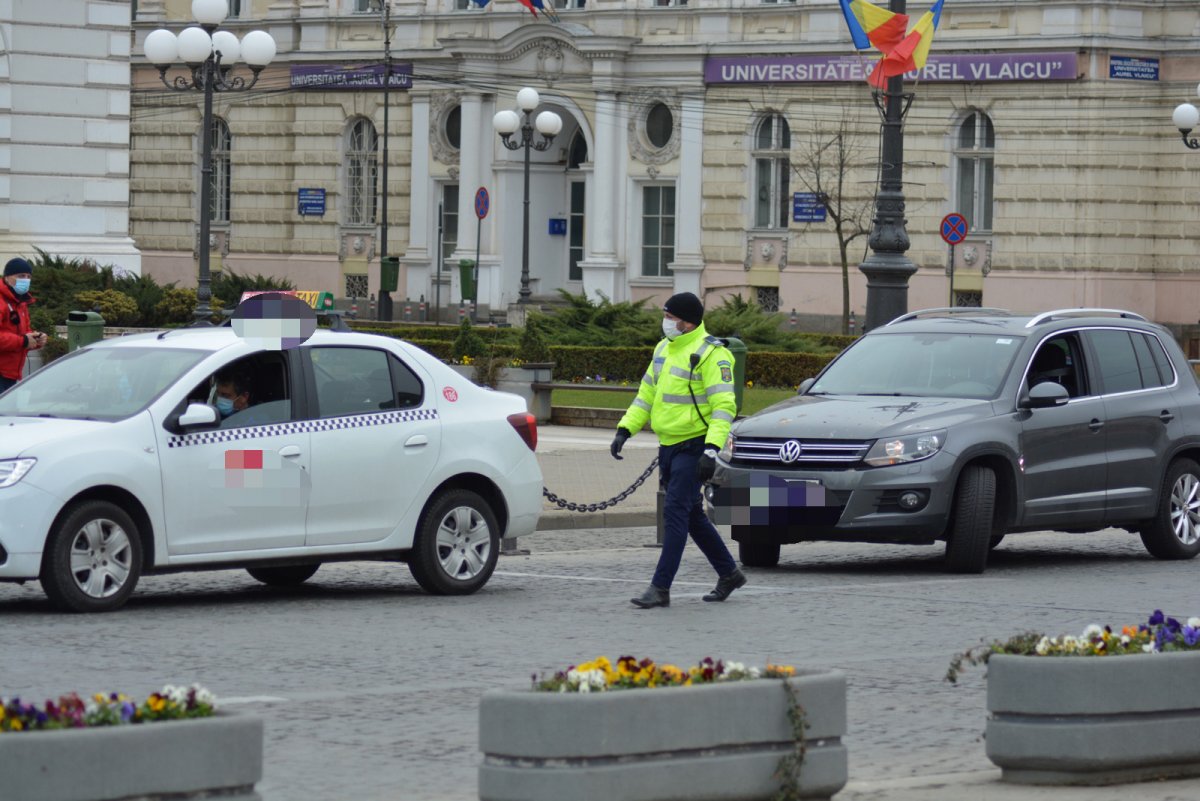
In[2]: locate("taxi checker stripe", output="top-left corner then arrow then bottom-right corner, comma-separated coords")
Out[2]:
167,408 -> 439,448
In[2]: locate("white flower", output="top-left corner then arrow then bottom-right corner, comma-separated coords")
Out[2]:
1120,635 -> 1131,646
1189,617 -> 1200,629
578,681 -> 591,694
1081,624 -> 1104,640
1142,643 -> 1156,653
1035,636 -> 1051,655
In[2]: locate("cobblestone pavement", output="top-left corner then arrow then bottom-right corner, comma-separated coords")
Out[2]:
3,526 -> 1200,800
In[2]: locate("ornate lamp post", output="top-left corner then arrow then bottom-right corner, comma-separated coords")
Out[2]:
143,0 -> 276,324
492,88 -> 562,304
858,0 -> 917,332
1172,85 -> 1200,150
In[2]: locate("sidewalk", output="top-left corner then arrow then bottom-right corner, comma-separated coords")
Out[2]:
536,424 -> 660,531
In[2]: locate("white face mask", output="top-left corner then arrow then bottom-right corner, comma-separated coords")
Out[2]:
662,318 -> 681,340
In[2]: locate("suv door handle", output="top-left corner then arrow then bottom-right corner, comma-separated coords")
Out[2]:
280,445 -> 302,458
1088,419 -> 1104,432
1160,410 -> 1175,424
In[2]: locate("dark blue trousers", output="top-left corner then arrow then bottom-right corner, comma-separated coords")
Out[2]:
652,436 -> 738,590
0,376 -> 15,393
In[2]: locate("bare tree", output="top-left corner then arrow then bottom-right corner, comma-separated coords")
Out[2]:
791,117 -> 875,335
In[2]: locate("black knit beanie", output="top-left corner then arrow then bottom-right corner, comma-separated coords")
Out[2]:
4,258 -> 32,277
663,292 -> 704,326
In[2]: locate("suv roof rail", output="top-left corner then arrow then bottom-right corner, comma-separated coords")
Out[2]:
885,307 -> 1011,326
1024,308 -> 1148,328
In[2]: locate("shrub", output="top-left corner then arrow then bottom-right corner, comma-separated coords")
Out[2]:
744,352 -> 834,388
39,335 -> 69,365
73,290 -> 140,327
517,319 -> 552,364
155,287 -> 199,324
22,248 -> 108,330
531,290 -> 661,347
112,274 -> 168,328
451,318 -> 488,361
210,269 -> 295,311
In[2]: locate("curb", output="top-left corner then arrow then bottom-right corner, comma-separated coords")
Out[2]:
536,509 -> 657,531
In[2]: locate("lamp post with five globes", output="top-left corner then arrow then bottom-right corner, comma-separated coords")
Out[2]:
143,0 -> 276,324
492,88 -> 562,305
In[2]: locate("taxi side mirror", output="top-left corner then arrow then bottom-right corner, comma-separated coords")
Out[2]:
165,402 -> 220,434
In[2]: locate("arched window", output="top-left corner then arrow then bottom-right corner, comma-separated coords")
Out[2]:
345,118 -> 378,226
646,103 -> 673,149
209,117 -> 231,224
753,114 -> 790,229
445,105 -> 461,150
954,110 -> 994,233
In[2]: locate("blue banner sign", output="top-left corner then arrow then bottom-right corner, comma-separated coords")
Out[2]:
290,63 -> 413,90
792,193 -> 826,223
1109,56 -> 1158,82
298,188 -> 326,217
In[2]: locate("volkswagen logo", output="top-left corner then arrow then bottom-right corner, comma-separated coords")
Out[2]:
778,440 -> 803,464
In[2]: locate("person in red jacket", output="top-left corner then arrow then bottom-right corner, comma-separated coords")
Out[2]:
0,257 -> 47,392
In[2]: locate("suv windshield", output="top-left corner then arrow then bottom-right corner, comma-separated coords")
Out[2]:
0,347 -> 207,421
811,332 -> 1025,399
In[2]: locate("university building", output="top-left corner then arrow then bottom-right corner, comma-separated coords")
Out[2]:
130,0 -> 1200,328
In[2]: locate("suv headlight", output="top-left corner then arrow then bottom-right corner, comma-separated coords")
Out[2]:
0,458 -> 36,488
719,435 -> 733,462
864,431 -> 945,467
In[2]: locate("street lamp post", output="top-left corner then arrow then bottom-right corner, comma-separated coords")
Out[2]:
1172,85 -> 1200,150
858,0 -> 917,332
376,0 -> 394,321
492,88 -> 562,305
143,0 -> 276,325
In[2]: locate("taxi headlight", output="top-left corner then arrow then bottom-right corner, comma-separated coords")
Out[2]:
0,458 -> 36,488
864,431 -> 945,467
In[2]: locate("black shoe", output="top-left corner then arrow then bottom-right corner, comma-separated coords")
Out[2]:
703,569 -> 747,602
631,584 -> 670,609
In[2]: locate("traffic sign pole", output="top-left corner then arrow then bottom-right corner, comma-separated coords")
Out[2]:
473,187 -> 489,324
940,213 -> 969,308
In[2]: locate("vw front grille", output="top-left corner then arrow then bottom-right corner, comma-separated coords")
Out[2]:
732,437 -> 872,469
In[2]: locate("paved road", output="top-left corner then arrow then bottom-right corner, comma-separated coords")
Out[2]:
3,526 -> 1199,801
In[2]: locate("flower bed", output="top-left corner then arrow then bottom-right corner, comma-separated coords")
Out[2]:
0,685 -> 262,801
949,611 -> 1200,785
480,656 -> 847,801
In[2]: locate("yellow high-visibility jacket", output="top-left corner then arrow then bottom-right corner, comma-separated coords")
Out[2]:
617,322 -> 737,449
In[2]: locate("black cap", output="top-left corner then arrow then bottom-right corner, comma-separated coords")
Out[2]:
663,292 -> 704,326
4,257 -> 32,277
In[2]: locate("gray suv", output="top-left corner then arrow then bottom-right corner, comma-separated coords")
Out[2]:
708,308 -> 1200,573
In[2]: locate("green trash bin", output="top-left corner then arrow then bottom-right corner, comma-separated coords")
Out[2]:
458,259 -> 476,303
66,311 -> 105,352
379,256 -> 400,293
722,336 -> 747,416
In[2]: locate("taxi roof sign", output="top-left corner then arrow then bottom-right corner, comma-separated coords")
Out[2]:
239,290 -> 335,310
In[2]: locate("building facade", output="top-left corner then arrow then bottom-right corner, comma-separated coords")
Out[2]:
131,0 -> 1200,326
2,0 -> 139,273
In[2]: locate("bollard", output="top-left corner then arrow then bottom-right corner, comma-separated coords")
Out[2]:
458,301 -> 466,322
403,298 -> 413,321
790,308 -> 797,329
369,293 -> 376,320
500,536 -> 530,556
849,310 -> 857,335
645,487 -> 666,548
350,297 -> 359,319
418,295 -> 427,322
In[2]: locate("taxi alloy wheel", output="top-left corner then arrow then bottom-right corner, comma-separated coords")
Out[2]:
409,489 -> 499,595
41,501 -> 143,613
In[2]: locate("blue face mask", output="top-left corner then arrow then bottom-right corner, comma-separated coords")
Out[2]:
216,397 -> 235,417
13,278 -> 30,295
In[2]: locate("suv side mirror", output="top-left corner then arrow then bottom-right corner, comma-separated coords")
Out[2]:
797,378 -> 815,395
1023,381 -> 1069,409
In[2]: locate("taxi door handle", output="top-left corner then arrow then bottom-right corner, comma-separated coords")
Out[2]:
279,446 -> 302,458
405,435 -> 428,448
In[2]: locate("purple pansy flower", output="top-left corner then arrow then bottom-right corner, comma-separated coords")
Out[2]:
1149,609 -> 1165,626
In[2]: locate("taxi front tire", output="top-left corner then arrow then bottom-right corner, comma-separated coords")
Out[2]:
40,500 -> 143,613
408,489 -> 499,595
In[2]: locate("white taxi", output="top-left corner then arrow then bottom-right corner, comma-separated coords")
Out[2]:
0,327 -> 543,612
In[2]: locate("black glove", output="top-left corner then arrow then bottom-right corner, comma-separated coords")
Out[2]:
610,428 -> 631,460
696,448 -> 718,483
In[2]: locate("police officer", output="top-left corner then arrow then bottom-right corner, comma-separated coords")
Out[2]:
611,292 -> 746,608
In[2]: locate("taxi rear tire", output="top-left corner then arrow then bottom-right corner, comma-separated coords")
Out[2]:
408,489 -> 499,595
41,501 -> 143,613
247,565 -> 320,586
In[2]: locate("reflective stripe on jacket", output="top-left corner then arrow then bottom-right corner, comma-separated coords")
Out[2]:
617,322 -> 737,448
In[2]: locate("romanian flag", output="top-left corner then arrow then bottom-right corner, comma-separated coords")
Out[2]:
516,0 -> 559,21
867,0 -> 944,89
839,0 -> 909,53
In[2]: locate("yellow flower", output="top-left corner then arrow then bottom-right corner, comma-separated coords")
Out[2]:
746,380 -> 754,388
11,720 -> 22,731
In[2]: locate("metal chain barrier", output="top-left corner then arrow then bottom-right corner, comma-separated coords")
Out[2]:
543,457 -> 659,513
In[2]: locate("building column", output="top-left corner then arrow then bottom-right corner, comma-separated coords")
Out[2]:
450,92 -> 482,312
668,92 -> 704,297
578,90 -> 623,303
402,92 -> 432,307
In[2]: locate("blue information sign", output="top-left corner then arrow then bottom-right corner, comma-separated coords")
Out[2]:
792,192 -> 826,223
1109,56 -> 1159,82
297,188 -> 326,217
940,213 -> 968,245
548,218 -> 567,236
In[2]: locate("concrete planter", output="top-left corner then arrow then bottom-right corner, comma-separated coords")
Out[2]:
479,671 -> 847,801
986,651 -> 1200,785
0,711 -> 263,801
497,363 -> 554,423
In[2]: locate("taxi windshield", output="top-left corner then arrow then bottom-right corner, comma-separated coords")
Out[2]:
0,347 -> 207,421
811,332 -> 1025,399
